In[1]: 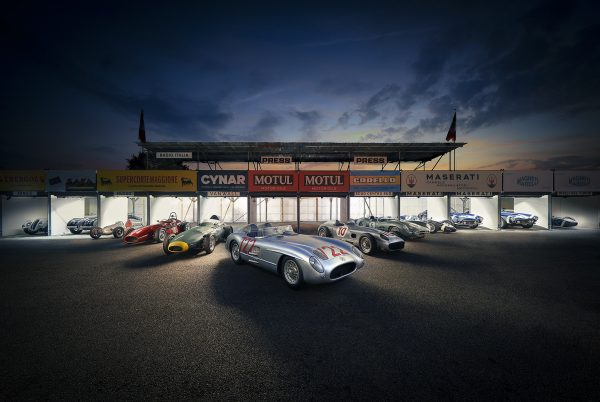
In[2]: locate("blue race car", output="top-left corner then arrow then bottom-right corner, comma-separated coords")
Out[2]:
450,211 -> 483,229
500,210 -> 538,229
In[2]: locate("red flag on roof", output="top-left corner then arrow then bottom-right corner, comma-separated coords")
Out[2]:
446,112 -> 456,142
138,110 -> 146,143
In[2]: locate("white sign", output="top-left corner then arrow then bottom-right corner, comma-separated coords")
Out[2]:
207,191 -> 241,197
46,170 -> 97,192
403,170 -> 501,194
156,152 -> 193,159
554,171 -> 600,192
353,192 -> 394,197
503,171 -> 553,193
260,155 -> 292,164
353,156 -> 387,164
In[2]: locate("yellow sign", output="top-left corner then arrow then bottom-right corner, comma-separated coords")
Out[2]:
0,170 -> 46,192
97,170 -> 197,192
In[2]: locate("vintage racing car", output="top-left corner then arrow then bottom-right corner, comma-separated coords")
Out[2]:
22,218 -> 48,235
356,216 -> 428,240
317,219 -> 404,254
400,214 -> 456,234
67,216 -> 98,234
500,210 -> 538,229
225,223 -> 365,289
552,216 -> 578,228
123,212 -> 193,244
90,218 -> 142,239
163,215 -> 233,255
450,211 -> 483,229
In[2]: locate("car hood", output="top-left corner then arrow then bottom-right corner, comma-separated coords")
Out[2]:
171,225 -> 214,242
262,234 -> 348,254
452,213 -> 479,219
502,211 -> 535,219
128,224 -> 161,237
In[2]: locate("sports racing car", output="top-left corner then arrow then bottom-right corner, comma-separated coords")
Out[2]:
450,211 -> 483,229
501,210 -> 538,229
400,214 -> 456,234
317,219 -> 404,254
225,223 -> 365,289
163,215 -> 233,255
123,212 -> 192,244
67,216 -> 98,234
356,216 -> 428,240
22,218 -> 48,235
552,216 -> 578,228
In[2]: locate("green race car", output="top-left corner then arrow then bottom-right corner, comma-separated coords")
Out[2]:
163,215 -> 233,256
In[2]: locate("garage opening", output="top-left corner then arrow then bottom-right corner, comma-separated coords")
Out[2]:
552,195 -> 600,229
100,195 -> 146,229
150,196 -> 197,224
50,195 -> 98,235
199,196 -> 247,224
400,196 -> 448,221
1,195 -> 48,236
450,196 -> 499,229
500,196 -> 549,229
350,196 -> 398,219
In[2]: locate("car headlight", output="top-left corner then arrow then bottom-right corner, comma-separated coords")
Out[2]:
309,256 -> 324,273
351,246 -> 363,259
533,216 -> 538,222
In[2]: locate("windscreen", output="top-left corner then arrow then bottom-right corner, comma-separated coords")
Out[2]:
262,225 -> 296,236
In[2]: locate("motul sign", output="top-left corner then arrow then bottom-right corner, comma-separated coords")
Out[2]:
248,171 -> 298,192
299,171 -> 349,193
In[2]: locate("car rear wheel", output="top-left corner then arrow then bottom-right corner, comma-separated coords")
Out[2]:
163,234 -> 175,255
522,223 -> 533,229
500,218 -> 508,229
469,223 -> 479,229
69,228 -> 82,234
318,227 -> 329,237
204,235 -> 216,254
358,235 -> 374,255
155,228 -> 167,243
281,257 -> 304,290
90,227 -> 102,239
112,226 -> 125,239
230,241 -> 243,265
427,222 -> 437,233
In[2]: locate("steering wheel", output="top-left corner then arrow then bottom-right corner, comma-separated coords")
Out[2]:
168,212 -> 178,220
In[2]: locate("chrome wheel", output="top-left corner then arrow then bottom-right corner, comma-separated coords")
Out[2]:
318,227 -> 328,237
359,236 -> 373,254
283,259 -> 300,285
230,241 -> 242,264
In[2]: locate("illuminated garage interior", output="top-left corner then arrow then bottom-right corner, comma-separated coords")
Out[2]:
150,196 -> 197,223
99,196 -> 147,227
255,197 -> 297,223
552,196 -> 600,229
1,195 -> 48,236
199,196 -> 247,223
50,195 -> 97,235
501,196 -> 550,229
350,196 -> 398,219
450,196 -> 499,229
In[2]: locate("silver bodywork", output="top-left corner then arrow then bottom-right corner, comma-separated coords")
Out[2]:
225,223 -> 365,284
356,217 -> 429,240
317,220 -> 405,252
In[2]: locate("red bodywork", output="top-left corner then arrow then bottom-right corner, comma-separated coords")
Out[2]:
123,219 -> 185,244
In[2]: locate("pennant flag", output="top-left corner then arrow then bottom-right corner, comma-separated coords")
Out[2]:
446,112 -> 456,142
138,110 -> 146,143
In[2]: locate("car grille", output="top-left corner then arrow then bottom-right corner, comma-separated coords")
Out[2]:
389,242 -> 404,250
330,262 -> 356,280
169,245 -> 183,251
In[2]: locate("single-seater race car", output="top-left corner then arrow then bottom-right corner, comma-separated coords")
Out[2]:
89,218 -> 142,239
67,216 -> 98,234
400,214 -> 456,234
163,215 -> 233,255
225,223 -> 365,289
552,216 -> 578,228
500,210 -> 538,229
123,212 -> 192,244
450,210 -> 483,229
317,219 -> 404,254
356,216 -> 428,240
22,218 -> 48,235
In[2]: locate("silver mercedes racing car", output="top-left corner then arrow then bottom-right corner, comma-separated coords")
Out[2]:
317,219 -> 405,254
225,223 -> 365,289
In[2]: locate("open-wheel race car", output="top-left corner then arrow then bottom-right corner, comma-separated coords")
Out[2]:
123,212 -> 193,244
552,216 -> 578,228
66,216 -> 98,234
22,218 -> 48,235
356,216 -> 429,240
163,215 -> 233,255
225,223 -> 365,289
317,219 -> 404,254
89,218 -> 143,239
401,213 -> 456,234
450,210 -> 483,229
500,210 -> 538,229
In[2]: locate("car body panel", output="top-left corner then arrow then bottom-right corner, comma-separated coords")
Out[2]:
67,216 -> 98,232
165,217 -> 233,254
552,216 -> 578,228
501,210 -> 538,228
450,212 -> 483,228
317,220 -> 405,251
356,217 -> 428,240
123,218 -> 187,244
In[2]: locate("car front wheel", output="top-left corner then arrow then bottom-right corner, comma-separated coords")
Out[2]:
155,228 -> 167,243
204,235 -> 216,254
230,241 -> 243,265
281,257 -> 304,290
358,235 -> 374,255
112,226 -> 125,238
90,227 -> 102,239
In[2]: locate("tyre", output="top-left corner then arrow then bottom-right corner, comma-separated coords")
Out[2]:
154,228 -> 167,243
500,218 -> 508,229
222,226 -> 233,240
163,234 -> 175,255
204,235 -> 216,254
318,227 -> 330,237
89,227 -> 102,239
69,228 -> 82,234
522,223 -> 533,229
281,256 -> 304,290
358,235 -> 374,255
427,222 -> 438,233
112,226 -> 125,239
23,228 -> 35,235
469,223 -> 479,229
230,241 -> 243,265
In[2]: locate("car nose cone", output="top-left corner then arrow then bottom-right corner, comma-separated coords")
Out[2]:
168,241 -> 189,253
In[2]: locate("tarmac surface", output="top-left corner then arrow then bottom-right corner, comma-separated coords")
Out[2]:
1,229 -> 600,401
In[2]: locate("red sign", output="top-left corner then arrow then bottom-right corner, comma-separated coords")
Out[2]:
248,171 -> 298,192
299,171 -> 349,193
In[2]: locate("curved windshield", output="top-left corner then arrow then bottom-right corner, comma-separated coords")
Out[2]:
262,225 -> 296,236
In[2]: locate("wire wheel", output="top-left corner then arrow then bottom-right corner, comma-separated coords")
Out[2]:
230,241 -> 243,264
359,236 -> 373,254
283,259 -> 300,285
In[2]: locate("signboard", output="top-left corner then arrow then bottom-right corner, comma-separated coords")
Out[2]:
554,171 -> 600,193
353,156 -> 387,164
350,171 -> 400,193
207,191 -> 241,197
156,152 -> 192,159
97,170 -> 197,192
503,171 -> 553,193
299,171 -> 349,193
260,155 -> 292,164
353,192 -> 394,197
248,171 -> 298,193
0,170 -> 45,192
46,170 -> 96,192
403,170 -> 502,195
198,170 -> 247,193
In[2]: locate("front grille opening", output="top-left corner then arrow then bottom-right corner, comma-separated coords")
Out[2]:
170,246 -> 183,251
330,262 -> 356,280
389,242 -> 404,250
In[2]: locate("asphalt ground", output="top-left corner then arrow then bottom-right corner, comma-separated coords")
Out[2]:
1,229 -> 599,401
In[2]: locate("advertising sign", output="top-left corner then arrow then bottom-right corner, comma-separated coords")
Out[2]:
350,171 -> 400,193
502,171 -> 553,193
353,192 -> 394,197
248,171 -> 298,193
260,155 -> 292,164
46,170 -> 96,192
0,170 -> 46,192
97,170 -> 197,192
156,152 -> 192,159
353,156 -> 387,164
299,171 -> 349,193
403,170 -> 502,195
554,171 -> 600,193
198,170 -> 247,194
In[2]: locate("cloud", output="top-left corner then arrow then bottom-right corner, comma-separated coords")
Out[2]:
316,78 -> 372,96
251,111 -> 283,140
476,155 -> 600,170
291,109 -> 322,140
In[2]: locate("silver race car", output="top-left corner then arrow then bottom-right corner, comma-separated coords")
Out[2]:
225,223 -> 365,289
317,219 -> 405,254
356,216 -> 429,240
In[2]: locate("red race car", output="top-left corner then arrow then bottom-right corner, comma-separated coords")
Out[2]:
123,212 -> 193,244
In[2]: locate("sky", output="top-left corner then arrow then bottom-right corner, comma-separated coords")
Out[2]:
1,0 -> 599,170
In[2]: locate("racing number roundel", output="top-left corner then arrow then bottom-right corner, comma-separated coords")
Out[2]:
336,227 -> 347,237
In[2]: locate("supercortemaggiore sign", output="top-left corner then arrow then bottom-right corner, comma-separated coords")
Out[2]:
502,171 -> 553,193
97,170 -> 197,192
248,171 -> 298,192
299,171 -> 349,193
403,170 -> 502,195
350,171 -> 400,194
198,170 -> 247,195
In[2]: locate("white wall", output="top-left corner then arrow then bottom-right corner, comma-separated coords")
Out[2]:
427,197 -> 448,221
200,197 -> 247,223
514,195 -> 549,229
552,196 -> 600,229
471,196 -> 499,229
351,197 -> 398,219
50,196 -> 87,235
399,197 -> 427,217
100,196 -> 128,227
2,196 -> 48,236
150,196 -> 197,223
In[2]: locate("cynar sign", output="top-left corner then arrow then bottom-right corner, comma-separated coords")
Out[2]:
248,171 -> 298,192
299,171 -> 349,193
198,170 -> 248,193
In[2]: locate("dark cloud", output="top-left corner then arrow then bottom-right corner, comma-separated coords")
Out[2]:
251,111 -> 283,140
477,155 -> 600,170
316,78 -> 372,96
291,109 -> 322,140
